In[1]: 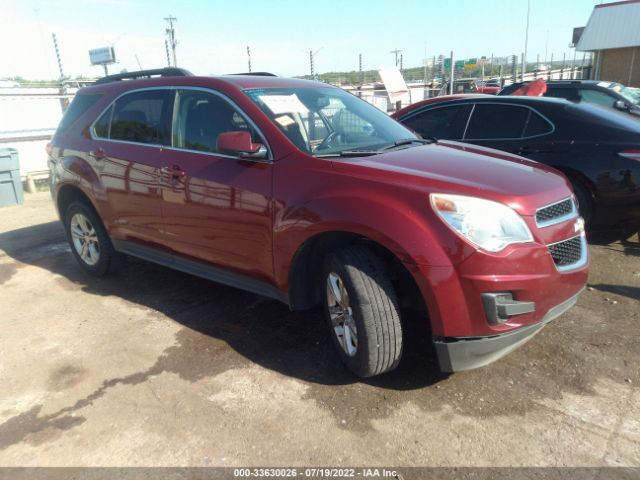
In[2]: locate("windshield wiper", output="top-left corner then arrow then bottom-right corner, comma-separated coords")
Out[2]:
381,137 -> 437,150
315,150 -> 382,158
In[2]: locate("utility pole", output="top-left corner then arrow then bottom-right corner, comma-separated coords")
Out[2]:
247,46 -> 252,73
164,15 -> 178,67
399,54 -> 403,73
358,53 -> 363,84
390,48 -> 403,67
523,0 -> 530,83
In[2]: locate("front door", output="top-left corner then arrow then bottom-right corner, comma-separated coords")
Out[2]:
160,89 -> 274,283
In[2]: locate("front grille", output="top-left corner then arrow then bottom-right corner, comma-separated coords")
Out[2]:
548,235 -> 583,267
536,198 -> 575,226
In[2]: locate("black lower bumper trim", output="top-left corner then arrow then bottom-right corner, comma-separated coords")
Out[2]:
434,288 -> 584,372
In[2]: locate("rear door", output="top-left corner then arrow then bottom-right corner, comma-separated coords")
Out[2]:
159,88 -> 274,282
91,88 -> 174,248
462,103 -> 554,155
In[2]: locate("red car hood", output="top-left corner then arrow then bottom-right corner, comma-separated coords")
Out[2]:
332,140 -> 571,217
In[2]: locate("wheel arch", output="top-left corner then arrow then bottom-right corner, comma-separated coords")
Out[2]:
287,230 -> 429,327
55,183 -> 101,222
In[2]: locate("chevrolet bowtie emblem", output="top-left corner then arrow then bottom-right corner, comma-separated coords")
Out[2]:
574,217 -> 585,234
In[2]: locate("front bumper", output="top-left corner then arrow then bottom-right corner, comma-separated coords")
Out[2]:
434,288 -> 583,372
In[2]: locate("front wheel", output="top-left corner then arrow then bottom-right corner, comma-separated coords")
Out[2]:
323,246 -> 403,377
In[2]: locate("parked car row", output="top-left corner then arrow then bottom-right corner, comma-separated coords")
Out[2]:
50,67 -> 637,379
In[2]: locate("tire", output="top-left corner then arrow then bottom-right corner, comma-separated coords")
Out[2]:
323,245 -> 403,378
64,201 -> 122,276
571,181 -> 593,223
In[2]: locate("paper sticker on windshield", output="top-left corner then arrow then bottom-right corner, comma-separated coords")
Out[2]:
259,94 -> 308,114
275,114 -> 295,127
597,81 -> 612,88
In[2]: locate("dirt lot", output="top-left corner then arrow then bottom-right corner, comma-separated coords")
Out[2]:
0,192 -> 638,468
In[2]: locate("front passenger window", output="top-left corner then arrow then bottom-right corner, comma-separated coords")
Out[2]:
174,90 -> 257,154
402,105 -> 468,139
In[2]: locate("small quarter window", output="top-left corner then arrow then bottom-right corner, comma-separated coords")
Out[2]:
523,111 -> 553,137
93,105 -> 112,139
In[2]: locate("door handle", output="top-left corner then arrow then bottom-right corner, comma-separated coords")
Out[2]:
161,165 -> 186,178
89,148 -> 107,160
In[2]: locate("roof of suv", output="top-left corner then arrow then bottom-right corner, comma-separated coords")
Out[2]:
80,73 -> 331,96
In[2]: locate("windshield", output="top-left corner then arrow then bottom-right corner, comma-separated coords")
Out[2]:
243,86 -> 417,156
608,83 -> 640,107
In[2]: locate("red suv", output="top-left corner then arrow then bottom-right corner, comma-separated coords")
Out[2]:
48,68 -> 588,378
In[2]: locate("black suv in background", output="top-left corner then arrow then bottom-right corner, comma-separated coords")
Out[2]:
498,80 -> 640,117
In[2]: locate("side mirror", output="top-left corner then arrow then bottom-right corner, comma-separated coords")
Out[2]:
614,100 -> 629,111
217,131 -> 268,160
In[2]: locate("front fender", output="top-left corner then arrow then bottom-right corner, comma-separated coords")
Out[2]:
273,189 -> 474,289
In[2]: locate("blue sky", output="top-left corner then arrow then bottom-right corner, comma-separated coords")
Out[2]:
0,0 -> 598,79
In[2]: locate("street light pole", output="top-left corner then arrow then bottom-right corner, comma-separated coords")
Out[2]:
522,0 -> 530,81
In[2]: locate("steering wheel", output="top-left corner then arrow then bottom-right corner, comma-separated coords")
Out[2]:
316,131 -> 343,151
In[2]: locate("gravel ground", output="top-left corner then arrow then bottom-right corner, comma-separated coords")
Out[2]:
0,192 -> 638,470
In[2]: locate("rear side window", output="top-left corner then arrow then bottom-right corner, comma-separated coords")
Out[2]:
464,104 -> 529,139
546,88 -> 581,102
109,90 -> 173,145
55,94 -> 102,137
402,105 -> 468,139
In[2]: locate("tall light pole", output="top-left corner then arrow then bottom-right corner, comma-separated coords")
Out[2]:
523,0 -> 531,81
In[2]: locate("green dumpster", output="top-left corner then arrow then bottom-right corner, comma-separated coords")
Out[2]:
0,148 -> 24,207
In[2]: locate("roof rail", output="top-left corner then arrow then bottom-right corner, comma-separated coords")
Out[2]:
94,68 -> 193,85
228,72 -> 277,77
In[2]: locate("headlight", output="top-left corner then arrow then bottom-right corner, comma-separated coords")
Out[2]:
430,193 -> 533,252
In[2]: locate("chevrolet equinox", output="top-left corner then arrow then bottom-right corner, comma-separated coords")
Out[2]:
48,68 -> 589,377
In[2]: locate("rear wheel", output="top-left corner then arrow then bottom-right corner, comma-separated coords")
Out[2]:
323,246 -> 403,378
64,201 -> 121,276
